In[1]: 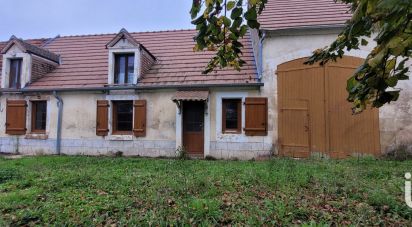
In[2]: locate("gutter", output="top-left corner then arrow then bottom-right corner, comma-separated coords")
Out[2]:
53,91 -> 63,155
261,24 -> 346,36
0,83 -> 264,94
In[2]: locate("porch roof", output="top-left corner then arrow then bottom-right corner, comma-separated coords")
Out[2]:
172,90 -> 209,102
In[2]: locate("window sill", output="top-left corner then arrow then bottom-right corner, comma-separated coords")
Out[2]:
25,133 -> 48,140
106,134 -> 133,141
106,83 -> 134,87
222,130 -> 242,134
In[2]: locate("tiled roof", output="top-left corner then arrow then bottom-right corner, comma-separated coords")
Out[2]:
26,29 -> 258,89
259,0 -> 352,31
0,39 -> 49,87
1,36 -> 60,63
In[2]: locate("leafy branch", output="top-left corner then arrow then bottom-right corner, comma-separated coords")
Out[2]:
191,0 -> 267,74
305,0 -> 411,113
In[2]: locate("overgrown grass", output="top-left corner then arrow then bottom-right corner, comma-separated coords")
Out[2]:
0,156 -> 411,225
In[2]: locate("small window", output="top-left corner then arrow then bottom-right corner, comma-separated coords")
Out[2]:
112,101 -> 133,134
114,54 -> 134,84
31,101 -> 47,133
222,99 -> 242,134
9,59 -> 22,89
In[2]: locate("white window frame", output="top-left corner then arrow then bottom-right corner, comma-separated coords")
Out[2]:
215,92 -> 248,142
107,41 -> 141,85
1,45 -> 32,89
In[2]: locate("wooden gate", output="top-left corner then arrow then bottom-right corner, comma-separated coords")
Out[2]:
277,56 -> 380,158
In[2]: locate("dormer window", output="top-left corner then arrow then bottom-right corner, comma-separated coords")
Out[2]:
9,59 -> 22,89
114,54 -> 134,84
1,36 -> 60,89
106,29 -> 156,86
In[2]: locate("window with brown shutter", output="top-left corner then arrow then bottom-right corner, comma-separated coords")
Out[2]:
96,100 -> 109,136
244,97 -> 268,136
133,100 -> 146,137
6,100 -> 27,135
222,99 -> 242,134
112,101 -> 134,135
31,101 -> 47,133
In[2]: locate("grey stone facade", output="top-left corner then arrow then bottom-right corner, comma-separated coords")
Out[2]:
209,141 -> 273,160
0,137 -> 272,160
0,137 -> 177,157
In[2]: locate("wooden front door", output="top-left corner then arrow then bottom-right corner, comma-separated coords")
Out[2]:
183,101 -> 204,156
277,56 -> 380,158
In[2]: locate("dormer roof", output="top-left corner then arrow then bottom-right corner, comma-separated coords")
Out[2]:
1,35 -> 60,64
106,28 -> 140,48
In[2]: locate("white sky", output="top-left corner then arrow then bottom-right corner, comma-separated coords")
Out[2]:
0,0 -> 194,40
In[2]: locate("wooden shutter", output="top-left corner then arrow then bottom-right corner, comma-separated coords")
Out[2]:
96,100 -> 109,136
6,100 -> 27,135
244,97 -> 268,136
133,100 -> 146,137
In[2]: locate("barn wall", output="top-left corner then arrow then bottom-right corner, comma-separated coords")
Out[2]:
262,28 -> 412,154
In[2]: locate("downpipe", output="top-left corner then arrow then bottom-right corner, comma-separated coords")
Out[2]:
53,91 -> 63,155
258,31 -> 266,81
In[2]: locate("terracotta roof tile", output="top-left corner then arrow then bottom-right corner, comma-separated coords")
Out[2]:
260,0 -> 352,30
25,29 -> 258,89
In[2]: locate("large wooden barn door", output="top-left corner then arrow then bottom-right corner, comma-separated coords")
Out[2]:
326,58 -> 381,158
277,56 -> 380,158
278,58 -> 327,157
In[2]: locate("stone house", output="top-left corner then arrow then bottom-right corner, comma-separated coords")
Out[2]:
0,0 -> 411,159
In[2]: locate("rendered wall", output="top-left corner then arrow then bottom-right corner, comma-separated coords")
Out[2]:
0,88 -> 272,159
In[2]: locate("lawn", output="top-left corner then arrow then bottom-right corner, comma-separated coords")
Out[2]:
0,156 -> 411,226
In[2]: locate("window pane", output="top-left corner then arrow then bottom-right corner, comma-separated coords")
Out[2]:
9,59 -> 22,89
127,55 -> 134,83
114,54 -> 134,84
33,101 -> 47,131
224,100 -> 240,131
117,56 -> 126,84
114,101 -> 133,132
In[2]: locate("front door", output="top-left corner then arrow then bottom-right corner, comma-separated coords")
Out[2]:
183,101 -> 204,156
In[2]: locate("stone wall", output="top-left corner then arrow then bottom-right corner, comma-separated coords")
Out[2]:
0,137 -> 176,157
209,141 -> 272,160
0,136 -> 273,160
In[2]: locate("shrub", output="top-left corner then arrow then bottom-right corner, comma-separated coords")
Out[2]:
384,144 -> 412,161
0,168 -> 21,184
176,146 -> 189,160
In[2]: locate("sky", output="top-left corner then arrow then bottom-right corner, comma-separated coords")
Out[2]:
0,0 -> 194,40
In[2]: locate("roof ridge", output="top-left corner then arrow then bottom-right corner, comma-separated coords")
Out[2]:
1,29 -> 197,41
56,28 -> 196,39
